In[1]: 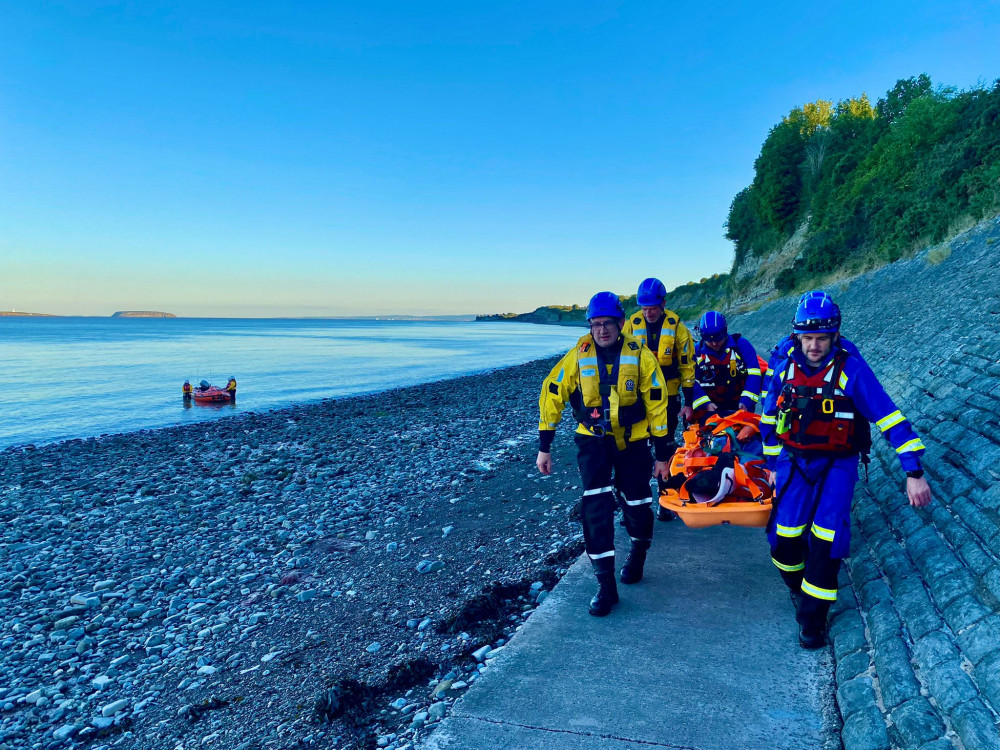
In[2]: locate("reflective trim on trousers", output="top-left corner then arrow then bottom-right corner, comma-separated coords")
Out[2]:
771,558 -> 805,573
801,579 -> 838,601
583,485 -> 615,496
777,523 -> 806,538
624,496 -> 653,506
588,550 -> 615,560
811,523 -> 836,542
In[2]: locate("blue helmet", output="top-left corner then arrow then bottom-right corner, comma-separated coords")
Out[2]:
799,290 -> 831,304
699,311 -> 727,341
793,294 -> 841,334
586,291 -> 625,321
636,278 -> 667,307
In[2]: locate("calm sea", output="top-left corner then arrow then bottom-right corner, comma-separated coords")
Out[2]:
0,317 -> 583,449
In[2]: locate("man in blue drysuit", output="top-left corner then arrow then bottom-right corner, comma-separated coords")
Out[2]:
760,294 -> 932,648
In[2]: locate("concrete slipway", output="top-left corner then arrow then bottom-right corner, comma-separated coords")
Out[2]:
421,522 -> 841,750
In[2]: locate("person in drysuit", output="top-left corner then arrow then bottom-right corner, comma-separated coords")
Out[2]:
760,294 -> 932,648
691,311 -> 762,415
622,277 -> 696,521
537,292 -> 672,617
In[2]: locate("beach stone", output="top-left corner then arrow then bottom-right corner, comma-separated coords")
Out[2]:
101,699 -> 129,717
416,560 -> 445,574
428,701 -> 447,720
53,724 -> 79,741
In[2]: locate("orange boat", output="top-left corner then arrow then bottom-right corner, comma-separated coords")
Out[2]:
659,412 -> 773,528
192,386 -> 231,404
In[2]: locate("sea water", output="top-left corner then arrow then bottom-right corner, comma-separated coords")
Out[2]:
0,317 -> 583,449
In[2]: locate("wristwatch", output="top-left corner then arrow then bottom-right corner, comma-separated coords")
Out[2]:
906,470 -> 925,479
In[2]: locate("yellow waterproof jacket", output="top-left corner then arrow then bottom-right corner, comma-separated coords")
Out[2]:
622,310 -> 694,396
539,332 -> 671,450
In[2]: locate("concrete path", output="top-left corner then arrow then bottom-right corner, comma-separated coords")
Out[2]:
421,522 -> 839,750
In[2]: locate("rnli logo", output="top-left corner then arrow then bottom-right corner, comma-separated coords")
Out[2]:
625,379 -> 635,392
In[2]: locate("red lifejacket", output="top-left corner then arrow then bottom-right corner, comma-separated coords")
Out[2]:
775,351 -> 868,455
695,336 -> 748,409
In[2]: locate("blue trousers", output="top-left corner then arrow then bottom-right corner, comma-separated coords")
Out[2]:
768,451 -> 859,625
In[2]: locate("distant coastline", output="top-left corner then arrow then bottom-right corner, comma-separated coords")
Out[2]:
0,311 -> 54,317
112,311 -> 177,318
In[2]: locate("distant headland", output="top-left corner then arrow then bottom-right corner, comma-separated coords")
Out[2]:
111,311 -> 177,318
0,311 -> 55,317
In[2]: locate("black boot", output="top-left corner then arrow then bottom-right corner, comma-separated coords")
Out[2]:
620,542 -> 650,585
588,573 -> 619,617
799,623 -> 827,649
797,599 -> 830,649
656,505 -> 677,522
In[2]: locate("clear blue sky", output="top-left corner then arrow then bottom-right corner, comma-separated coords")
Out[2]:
2,1 -> 999,317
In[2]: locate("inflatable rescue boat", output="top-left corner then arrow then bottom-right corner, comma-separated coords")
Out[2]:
659,412 -> 773,528
192,386 -> 231,403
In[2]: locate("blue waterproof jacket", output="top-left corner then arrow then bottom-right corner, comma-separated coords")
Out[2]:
760,343 -> 925,472
691,334 -> 762,412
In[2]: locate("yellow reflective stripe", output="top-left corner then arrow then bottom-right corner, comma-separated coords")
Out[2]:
876,410 -> 905,431
693,395 -> 711,408
777,524 -> 806,538
811,524 -> 835,542
741,390 -> 761,402
746,368 -> 761,376
760,414 -> 777,425
766,367 -> 774,377
838,371 -> 849,389
771,558 -> 805,573
801,580 -> 838,601
764,444 -> 782,456
896,438 -> 925,454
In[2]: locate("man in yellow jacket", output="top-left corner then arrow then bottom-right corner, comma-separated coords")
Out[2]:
537,292 -> 672,617
622,277 -> 695,519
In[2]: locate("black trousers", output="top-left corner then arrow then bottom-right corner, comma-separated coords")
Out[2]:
575,434 -> 654,575
654,395 -> 681,497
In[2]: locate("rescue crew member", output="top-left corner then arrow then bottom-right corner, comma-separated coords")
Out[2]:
691,311 -> 762,415
226,376 -> 237,403
760,294 -> 932,649
622,278 -> 696,437
537,292 -> 672,617
182,380 -> 193,401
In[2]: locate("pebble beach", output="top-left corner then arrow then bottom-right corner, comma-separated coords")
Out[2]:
0,357 -> 587,750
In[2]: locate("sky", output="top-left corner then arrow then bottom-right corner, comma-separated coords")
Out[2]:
2,1 -> 1000,317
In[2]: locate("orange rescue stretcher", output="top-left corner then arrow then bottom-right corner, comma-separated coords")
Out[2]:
658,412 -> 774,528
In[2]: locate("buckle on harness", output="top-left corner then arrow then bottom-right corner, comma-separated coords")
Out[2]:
822,398 -> 834,415
591,425 -> 607,437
